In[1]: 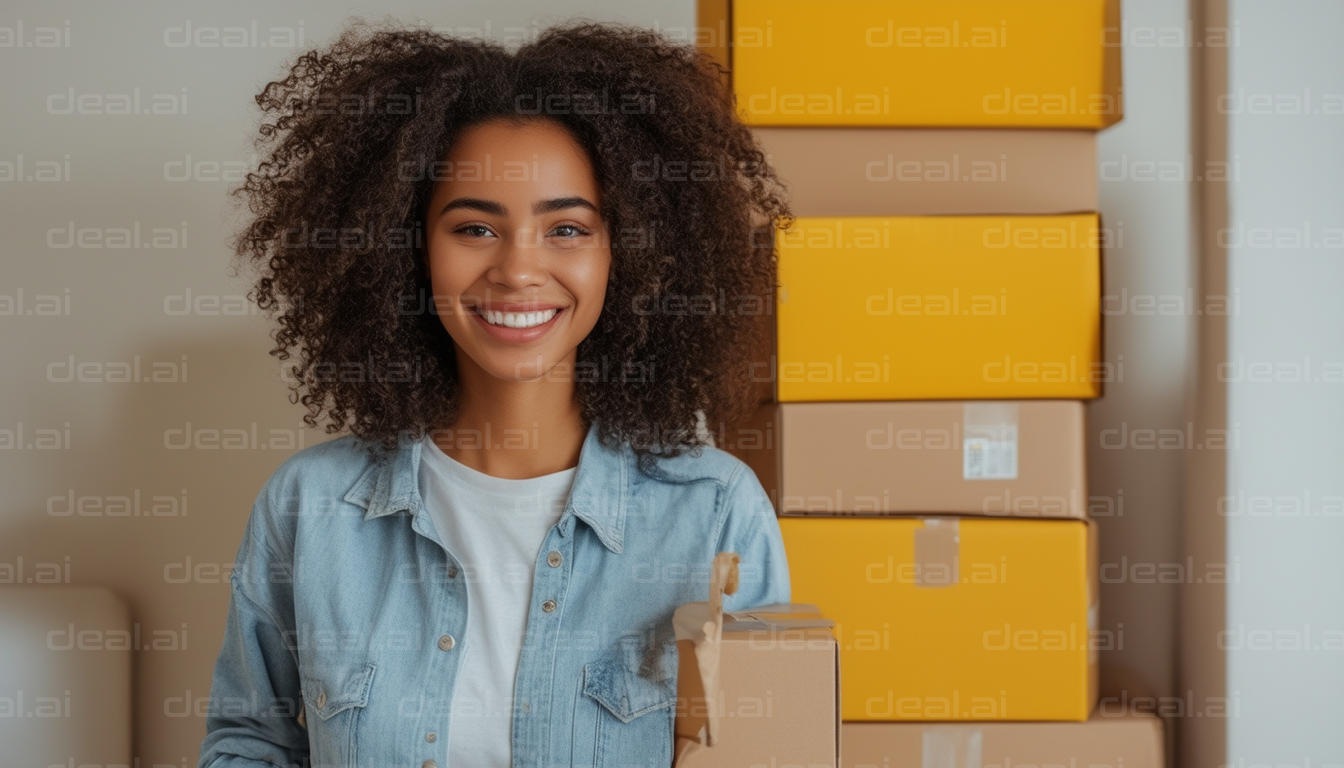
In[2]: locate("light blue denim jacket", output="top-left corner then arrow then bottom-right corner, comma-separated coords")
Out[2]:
197,419 -> 791,768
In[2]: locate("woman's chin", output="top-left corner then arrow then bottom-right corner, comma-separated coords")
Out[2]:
478,355 -> 571,384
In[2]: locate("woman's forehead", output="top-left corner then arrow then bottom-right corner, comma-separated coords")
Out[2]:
430,119 -> 601,207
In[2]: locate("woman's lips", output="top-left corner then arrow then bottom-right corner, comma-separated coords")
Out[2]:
470,306 -> 564,343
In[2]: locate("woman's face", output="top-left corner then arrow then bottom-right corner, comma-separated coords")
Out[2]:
424,118 -> 611,383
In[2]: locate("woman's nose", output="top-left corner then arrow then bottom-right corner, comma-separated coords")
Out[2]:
488,226 -> 547,289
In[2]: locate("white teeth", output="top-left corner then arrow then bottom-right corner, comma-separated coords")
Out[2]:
481,308 -> 558,329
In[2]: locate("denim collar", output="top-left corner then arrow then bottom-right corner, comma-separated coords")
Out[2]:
342,420 -> 630,554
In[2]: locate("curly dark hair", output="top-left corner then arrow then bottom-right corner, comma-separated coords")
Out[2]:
231,18 -> 792,460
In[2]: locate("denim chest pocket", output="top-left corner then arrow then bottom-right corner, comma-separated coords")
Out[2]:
580,641 -> 676,768
299,660 -> 377,766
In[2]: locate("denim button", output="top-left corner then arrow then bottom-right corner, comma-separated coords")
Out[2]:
542,599 -> 557,613
426,732 -> 437,743
423,760 -> 438,768
437,634 -> 455,651
547,550 -> 562,567
316,690 -> 326,709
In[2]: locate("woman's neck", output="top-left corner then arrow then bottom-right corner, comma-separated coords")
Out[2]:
434,352 -> 586,479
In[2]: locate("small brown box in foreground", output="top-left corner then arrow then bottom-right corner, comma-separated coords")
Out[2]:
675,605 -> 840,768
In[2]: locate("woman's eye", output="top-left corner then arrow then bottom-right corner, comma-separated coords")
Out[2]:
550,224 -> 591,238
454,224 -> 494,238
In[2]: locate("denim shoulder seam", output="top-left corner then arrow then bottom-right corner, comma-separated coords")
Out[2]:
234,498 -> 298,634
711,461 -> 751,551
228,544 -> 299,673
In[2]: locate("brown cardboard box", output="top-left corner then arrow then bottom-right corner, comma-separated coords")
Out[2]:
676,612 -> 840,767
725,400 -> 1088,518
673,555 -> 840,767
753,128 -> 1097,216
842,709 -> 1163,768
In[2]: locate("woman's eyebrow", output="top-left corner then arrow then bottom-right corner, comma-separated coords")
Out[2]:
439,197 -> 504,217
532,196 -> 599,215
438,196 -> 598,218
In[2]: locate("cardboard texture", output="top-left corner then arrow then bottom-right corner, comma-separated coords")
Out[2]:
699,0 -> 1123,128
673,552 -> 741,751
841,709 -> 1164,768
778,517 -> 1099,721
766,214 -> 1103,401
675,619 -> 840,767
673,556 -> 840,767
753,128 -> 1098,216
726,400 -> 1087,518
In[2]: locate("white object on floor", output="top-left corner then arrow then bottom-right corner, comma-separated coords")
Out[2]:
0,586 -> 133,765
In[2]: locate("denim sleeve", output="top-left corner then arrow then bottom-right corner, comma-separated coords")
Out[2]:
716,462 -> 792,611
197,499 -> 308,768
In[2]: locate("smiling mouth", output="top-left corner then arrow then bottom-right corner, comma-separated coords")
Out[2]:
474,307 -> 561,329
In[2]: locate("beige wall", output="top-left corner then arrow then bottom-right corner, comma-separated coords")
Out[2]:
1091,2 -> 1195,765
0,1 -> 695,761
1183,2 -> 1229,766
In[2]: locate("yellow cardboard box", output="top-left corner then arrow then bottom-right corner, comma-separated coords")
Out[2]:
778,516 -> 1098,721
699,0 -> 1123,128
766,214 -> 1103,402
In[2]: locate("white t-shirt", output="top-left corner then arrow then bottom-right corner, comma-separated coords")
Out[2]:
417,434 -> 577,768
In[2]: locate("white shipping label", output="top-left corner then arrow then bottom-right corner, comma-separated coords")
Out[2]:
963,426 -> 1018,480
963,402 -> 1020,481
922,725 -> 984,768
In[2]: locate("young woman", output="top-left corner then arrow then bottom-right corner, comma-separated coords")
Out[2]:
198,19 -> 793,768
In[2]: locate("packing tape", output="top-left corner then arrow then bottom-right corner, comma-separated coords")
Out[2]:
913,518 -> 959,588
921,725 -> 984,768
963,402 -> 1019,481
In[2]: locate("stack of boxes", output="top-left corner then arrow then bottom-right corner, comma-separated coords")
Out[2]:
698,1 -> 1164,765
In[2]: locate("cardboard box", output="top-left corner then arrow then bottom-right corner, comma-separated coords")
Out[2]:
778,517 -> 1098,721
726,400 -> 1087,518
699,0 -> 1123,129
675,609 -> 840,767
752,127 -> 1097,216
842,709 -> 1164,768
766,214 -> 1103,401
674,554 -> 840,766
